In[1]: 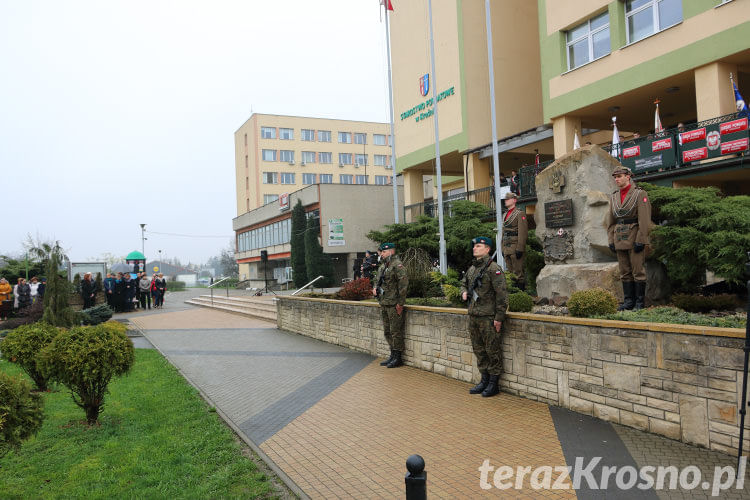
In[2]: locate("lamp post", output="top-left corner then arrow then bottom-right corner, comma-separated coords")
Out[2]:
140,224 -> 146,255
158,249 -> 162,270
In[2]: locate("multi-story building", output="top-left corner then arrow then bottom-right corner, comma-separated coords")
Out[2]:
391,0 -> 750,220
234,114 -> 395,214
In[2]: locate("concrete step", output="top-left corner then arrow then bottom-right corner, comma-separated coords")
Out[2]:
184,296 -> 277,323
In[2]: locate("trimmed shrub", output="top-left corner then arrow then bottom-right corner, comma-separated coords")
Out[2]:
405,297 -> 454,307
0,371 -> 44,458
600,307 -> 746,329
568,288 -> 618,318
335,278 -> 374,301
166,281 -> 185,291
39,323 -> 135,424
505,273 -> 521,295
508,292 -> 534,312
0,322 -> 60,391
442,284 -> 464,307
80,304 -> 114,325
671,293 -> 738,313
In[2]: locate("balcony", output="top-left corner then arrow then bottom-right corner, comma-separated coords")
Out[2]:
403,185 -> 496,221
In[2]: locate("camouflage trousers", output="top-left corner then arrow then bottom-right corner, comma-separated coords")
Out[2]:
469,315 -> 503,376
380,305 -> 405,351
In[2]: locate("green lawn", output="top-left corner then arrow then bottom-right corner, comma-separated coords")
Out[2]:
0,349 -> 279,499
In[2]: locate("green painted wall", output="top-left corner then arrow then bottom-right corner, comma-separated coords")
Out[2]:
538,0 -> 750,122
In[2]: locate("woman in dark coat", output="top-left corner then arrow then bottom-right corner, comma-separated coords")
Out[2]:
81,272 -> 96,309
16,278 -> 32,310
114,272 -> 125,312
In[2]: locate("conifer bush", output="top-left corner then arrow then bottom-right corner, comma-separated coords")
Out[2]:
567,288 -> 618,317
0,322 -> 60,391
80,304 -> 114,325
671,293 -> 738,313
39,323 -> 134,424
508,291 -> 534,312
0,371 -> 44,458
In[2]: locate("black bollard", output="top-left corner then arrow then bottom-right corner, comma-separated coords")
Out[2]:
405,454 -> 427,500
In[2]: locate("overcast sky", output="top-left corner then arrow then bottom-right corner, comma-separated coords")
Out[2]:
0,0 -> 391,265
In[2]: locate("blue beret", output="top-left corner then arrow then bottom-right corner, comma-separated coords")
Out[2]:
472,236 -> 492,247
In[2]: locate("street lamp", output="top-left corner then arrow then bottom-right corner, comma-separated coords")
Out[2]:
140,224 -> 146,255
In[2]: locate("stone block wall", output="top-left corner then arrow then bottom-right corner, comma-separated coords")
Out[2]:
277,297 -> 748,455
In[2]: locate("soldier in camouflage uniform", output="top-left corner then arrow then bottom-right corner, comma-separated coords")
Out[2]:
605,166 -> 651,311
461,237 -> 508,397
501,192 -> 529,290
371,242 -> 409,368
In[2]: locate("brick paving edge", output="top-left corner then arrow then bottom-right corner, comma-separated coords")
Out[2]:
139,329 -> 308,500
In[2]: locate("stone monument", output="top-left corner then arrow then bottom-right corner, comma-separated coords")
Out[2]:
534,145 -> 623,301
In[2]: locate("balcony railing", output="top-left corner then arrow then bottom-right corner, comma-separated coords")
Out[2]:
403,185 -> 497,221
519,112 -> 748,201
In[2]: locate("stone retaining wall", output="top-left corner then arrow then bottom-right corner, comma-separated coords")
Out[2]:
276,297 -> 748,455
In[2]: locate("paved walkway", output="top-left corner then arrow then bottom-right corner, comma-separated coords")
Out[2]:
129,306 -> 749,499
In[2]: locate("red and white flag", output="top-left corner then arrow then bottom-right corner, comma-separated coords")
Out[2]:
654,100 -> 663,133
381,0 -> 393,11
573,129 -> 581,150
611,117 -> 620,158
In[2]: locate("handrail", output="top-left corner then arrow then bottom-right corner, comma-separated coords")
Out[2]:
208,277 -> 231,289
208,277 -> 232,304
292,275 -> 325,296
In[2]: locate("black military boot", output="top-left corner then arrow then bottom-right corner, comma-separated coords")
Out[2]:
618,281 -> 635,311
469,372 -> 490,394
380,350 -> 395,366
386,350 -> 403,368
634,282 -> 646,311
481,375 -> 500,398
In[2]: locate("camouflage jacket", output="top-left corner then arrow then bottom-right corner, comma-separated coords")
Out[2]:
376,255 -> 408,307
461,254 -> 508,321
605,182 -> 651,251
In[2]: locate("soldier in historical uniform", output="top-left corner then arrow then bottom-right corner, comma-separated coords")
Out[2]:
606,166 -> 652,310
372,242 -> 409,368
461,237 -> 509,398
501,192 -> 529,290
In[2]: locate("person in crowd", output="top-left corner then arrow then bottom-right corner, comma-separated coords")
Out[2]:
632,132 -> 641,139
461,236 -> 508,398
81,272 -> 96,309
134,272 -> 142,309
606,166 -> 652,311
362,251 -> 378,282
123,273 -> 136,311
37,278 -> 46,299
139,273 -> 152,310
113,272 -> 124,312
501,192 -> 529,291
498,173 -> 507,186
29,276 -> 40,304
154,273 -> 167,308
509,170 -> 520,195
150,274 -> 158,307
16,277 -> 32,311
0,277 -> 11,320
372,242 -> 408,369
353,259 -> 362,280
103,273 -> 115,308
12,279 -> 19,309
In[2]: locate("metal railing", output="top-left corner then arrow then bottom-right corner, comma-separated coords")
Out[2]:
291,275 -> 325,296
208,277 -> 232,305
518,160 -> 554,199
403,185 -> 500,221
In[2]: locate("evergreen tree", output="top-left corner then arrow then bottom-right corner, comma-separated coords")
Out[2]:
304,215 -> 334,287
42,242 -> 75,327
290,200 -> 308,287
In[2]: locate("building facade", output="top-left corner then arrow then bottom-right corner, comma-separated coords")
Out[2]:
234,114 -> 395,215
233,184 -> 404,288
390,0 -> 750,219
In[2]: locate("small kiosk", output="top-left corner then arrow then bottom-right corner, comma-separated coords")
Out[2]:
125,251 -> 147,274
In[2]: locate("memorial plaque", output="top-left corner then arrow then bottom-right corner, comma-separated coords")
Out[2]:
544,199 -> 574,228
543,230 -> 574,262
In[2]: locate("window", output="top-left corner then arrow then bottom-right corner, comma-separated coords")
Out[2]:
301,129 -> 315,141
280,150 -> 294,163
566,12 -> 609,70
338,153 -> 352,165
279,128 -> 294,140
319,174 -> 333,184
355,153 -> 368,166
264,194 -> 279,204
338,132 -> 351,143
261,127 -> 276,139
354,133 -> 367,144
302,173 -> 317,184
318,130 -> 331,142
262,149 -> 277,161
355,175 -> 368,185
262,172 -> 278,184
375,175 -> 390,185
302,151 -> 316,164
340,174 -> 353,184
373,134 -> 386,146
626,0 -> 682,44
280,172 -> 295,184
374,154 -> 387,166
319,152 -> 332,164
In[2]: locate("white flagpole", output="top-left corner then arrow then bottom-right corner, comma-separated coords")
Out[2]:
485,0 -> 504,268
384,1 -> 399,223
427,0 -> 447,274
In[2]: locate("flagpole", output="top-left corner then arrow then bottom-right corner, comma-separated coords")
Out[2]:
484,0 -> 504,268
384,1 -> 399,223
427,0 -> 447,274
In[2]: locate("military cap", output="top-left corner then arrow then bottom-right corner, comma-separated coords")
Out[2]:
612,166 -> 632,176
379,242 -> 396,251
504,191 -> 518,199
471,236 -> 492,247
